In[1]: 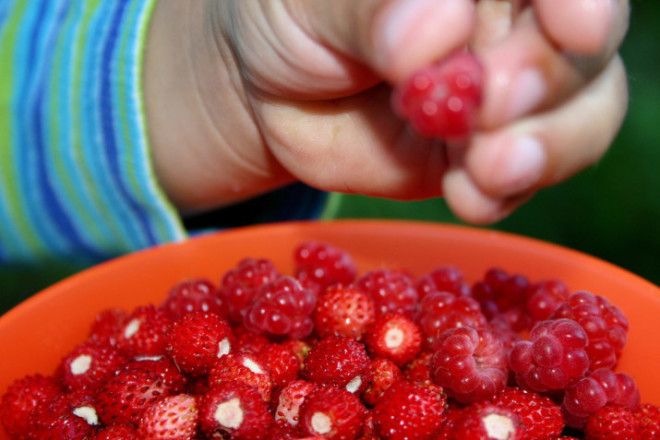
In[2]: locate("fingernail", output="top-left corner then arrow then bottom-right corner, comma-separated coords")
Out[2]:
506,69 -> 546,121
376,0 -> 437,66
491,136 -> 546,195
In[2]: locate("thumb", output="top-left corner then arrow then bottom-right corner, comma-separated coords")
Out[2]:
288,0 -> 477,83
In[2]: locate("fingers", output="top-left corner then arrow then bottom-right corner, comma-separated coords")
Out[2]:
251,86 -> 448,200
533,0 -> 629,56
466,56 -> 627,200
288,0 -> 476,82
478,1 -> 629,128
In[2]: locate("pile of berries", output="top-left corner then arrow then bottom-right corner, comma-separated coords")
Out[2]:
1,241 -> 658,439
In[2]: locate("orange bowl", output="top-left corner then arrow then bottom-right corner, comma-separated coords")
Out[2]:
0,220 -> 658,437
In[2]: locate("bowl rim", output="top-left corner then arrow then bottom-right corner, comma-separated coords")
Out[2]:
1,219 -> 657,331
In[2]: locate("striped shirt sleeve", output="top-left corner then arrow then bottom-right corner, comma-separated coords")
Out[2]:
0,0 -> 186,265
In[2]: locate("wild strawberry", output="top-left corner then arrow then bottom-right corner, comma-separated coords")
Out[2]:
259,344 -> 300,389
417,291 -> 487,348
526,279 -> 570,322
298,385 -> 367,440
361,358 -> 402,406
94,424 -> 138,439
294,242 -> 357,293
431,326 -> 507,403
234,327 -> 270,354
314,285 -> 375,340
97,360 -> 183,425
209,353 -> 273,402
404,351 -> 434,385
634,403 -> 660,440
365,313 -> 421,365
220,258 -> 280,323
509,319 -> 590,393
127,356 -> 187,391
88,308 -> 127,347
416,266 -> 469,298
244,276 -> 317,339
551,291 -> 629,371
392,52 -> 483,139
116,305 -> 171,357
358,412 -> 377,440
161,277 -> 226,319
304,336 -> 370,392
451,402 -> 523,440
199,381 -> 273,440
275,380 -> 316,428
167,312 -> 235,376
32,391 -> 99,440
585,405 -> 637,440
372,381 -> 446,439
562,368 -> 640,427
492,387 -> 564,439
355,270 -> 418,318
57,341 -> 126,391
282,339 -> 312,368
139,394 -> 198,440
435,406 -> 464,440
0,374 -> 61,438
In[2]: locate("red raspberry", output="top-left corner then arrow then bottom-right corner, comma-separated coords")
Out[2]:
404,351 -> 434,385
259,343 -> 301,389
392,52 -> 483,139
489,313 -> 523,351
244,276 -> 316,339
94,424 -> 138,439
139,394 -> 198,440
509,319 -> 589,392
416,266 -> 469,298
33,391 -> 99,439
304,336 -> 370,392
417,291 -> 487,348
199,381 -> 273,440
431,326 -> 507,403
220,258 -> 280,323
551,291 -> 629,371
167,312 -> 235,376
57,341 -> 126,391
492,387 -> 564,439
372,381 -> 446,440
209,353 -> 273,402
88,308 -> 127,347
473,269 -> 530,322
365,313 -> 421,366
298,385 -> 367,440
586,405 -> 637,440
160,277 -> 226,319
116,304 -> 171,357
294,241 -> 357,293
634,403 -> 660,440
451,402 -> 523,440
97,360 -> 183,426
562,369 -> 640,427
526,279 -> 570,322
314,285 -> 375,340
275,380 -> 316,428
355,270 -> 419,318
0,374 -> 61,438
361,358 -> 402,406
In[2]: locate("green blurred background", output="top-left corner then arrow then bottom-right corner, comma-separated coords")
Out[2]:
1,1 -> 658,312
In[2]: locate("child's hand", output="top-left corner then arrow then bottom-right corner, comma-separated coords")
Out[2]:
145,0 -> 629,223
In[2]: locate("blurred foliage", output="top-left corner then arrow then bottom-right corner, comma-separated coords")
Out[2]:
329,1 -> 660,284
